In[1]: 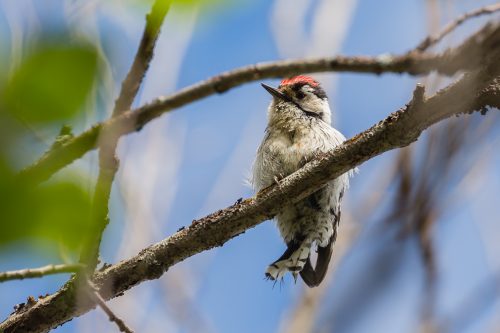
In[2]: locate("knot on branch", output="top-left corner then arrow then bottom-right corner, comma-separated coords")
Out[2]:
408,84 -> 426,112
213,76 -> 229,94
471,76 -> 500,115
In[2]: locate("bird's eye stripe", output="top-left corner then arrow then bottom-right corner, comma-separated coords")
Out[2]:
291,82 -> 307,91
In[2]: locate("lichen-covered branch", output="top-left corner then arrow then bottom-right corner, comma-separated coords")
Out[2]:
18,22 -> 500,185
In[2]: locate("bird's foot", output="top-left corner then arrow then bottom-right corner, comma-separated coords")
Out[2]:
265,262 -> 287,282
273,173 -> 286,186
265,245 -> 310,284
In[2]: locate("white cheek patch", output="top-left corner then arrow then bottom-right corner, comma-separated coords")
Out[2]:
302,85 -> 315,94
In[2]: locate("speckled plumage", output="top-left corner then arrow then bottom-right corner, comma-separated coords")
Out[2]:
252,77 -> 354,287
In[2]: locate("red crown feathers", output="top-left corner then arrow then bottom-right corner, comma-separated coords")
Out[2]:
279,75 -> 319,87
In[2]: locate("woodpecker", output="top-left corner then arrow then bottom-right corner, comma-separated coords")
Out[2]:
252,75 -> 354,287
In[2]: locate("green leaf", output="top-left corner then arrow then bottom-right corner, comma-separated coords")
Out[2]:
2,44 -> 98,124
0,159 -> 93,252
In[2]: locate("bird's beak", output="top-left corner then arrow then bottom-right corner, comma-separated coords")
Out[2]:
261,83 -> 290,102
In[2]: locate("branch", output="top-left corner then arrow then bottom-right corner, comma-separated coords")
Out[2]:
112,0 -> 171,117
86,280 -> 134,333
17,21 -> 500,185
2,64 -> 499,332
415,3 -> 500,52
0,264 -> 85,282
78,0 -> 171,271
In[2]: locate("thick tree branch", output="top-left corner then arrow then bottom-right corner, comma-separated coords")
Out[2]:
0,264 -> 85,283
17,22 -> 500,185
78,0 -> 171,271
2,64 -> 499,332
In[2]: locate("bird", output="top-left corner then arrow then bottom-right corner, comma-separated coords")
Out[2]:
251,75 -> 354,287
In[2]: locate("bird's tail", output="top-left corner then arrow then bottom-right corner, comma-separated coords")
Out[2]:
299,234 -> 334,287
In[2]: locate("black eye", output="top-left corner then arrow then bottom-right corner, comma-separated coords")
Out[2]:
296,91 -> 305,99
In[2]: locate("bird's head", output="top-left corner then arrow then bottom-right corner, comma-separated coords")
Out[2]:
261,75 -> 331,124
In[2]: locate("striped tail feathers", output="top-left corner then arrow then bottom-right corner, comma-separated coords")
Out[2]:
265,213 -> 339,287
301,206 -> 341,287
299,234 -> 334,287
265,236 -> 334,287
300,196 -> 343,287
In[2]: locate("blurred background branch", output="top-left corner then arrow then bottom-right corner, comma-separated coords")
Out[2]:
78,0 -> 171,272
415,3 -> 500,52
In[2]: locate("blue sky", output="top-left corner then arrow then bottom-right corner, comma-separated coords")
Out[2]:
1,0 -> 499,332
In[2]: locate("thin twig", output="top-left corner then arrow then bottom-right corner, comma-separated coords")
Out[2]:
2,67 -> 499,332
86,280 -> 134,333
415,3 -> 500,52
112,0 -> 171,117
0,264 -> 85,282
79,0 -> 172,271
18,21 -> 500,186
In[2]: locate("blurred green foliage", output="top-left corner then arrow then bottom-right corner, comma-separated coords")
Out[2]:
1,45 -> 98,124
0,159 -> 93,252
0,0 -> 239,259
0,42 -> 99,256
138,0 -> 236,16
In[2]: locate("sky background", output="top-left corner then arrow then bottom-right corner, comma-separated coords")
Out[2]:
1,0 -> 500,332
